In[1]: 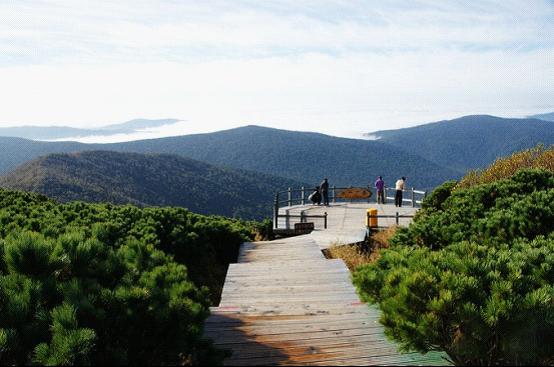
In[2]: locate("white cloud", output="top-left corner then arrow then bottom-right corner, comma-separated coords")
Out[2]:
0,0 -> 552,139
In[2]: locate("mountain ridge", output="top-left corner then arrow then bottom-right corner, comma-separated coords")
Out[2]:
365,115 -> 554,173
0,151 -> 307,220
0,125 -> 459,189
0,118 -> 180,140
99,125 -> 459,189
2,114 -> 552,191
529,112 -> 554,122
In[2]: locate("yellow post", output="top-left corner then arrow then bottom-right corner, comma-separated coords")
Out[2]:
366,208 -> 378,228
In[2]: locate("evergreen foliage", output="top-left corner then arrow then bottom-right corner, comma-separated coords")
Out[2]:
372,115 -> 554,173
0,189 -> 255,365
0,126 -> 460,189
0,151 -> 306,220
353,169 -> 554,365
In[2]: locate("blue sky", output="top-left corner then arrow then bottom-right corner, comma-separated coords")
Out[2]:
0,0 -> 552,140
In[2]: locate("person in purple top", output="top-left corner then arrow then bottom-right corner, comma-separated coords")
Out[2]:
375,176 -> 385,204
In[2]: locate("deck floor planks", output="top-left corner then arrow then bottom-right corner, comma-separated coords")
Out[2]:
203,203 -> 448,365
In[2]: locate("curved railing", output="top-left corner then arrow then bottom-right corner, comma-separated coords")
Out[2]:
274,186 -> 427,208
273,186 -> 427,230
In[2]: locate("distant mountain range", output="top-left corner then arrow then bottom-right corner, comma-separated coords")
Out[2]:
366,115 -> 554,173
0,151 -> 305,220
0,126 -> 459,189
0,119 -> 179,140
1,113 -> 553,219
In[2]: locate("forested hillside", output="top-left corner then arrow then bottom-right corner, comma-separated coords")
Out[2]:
0,126 -> 459,189
3,116 -> 552,190
368,115 -> 554,173
104,125 -> 459,189
0,189 -> 258,365
0,137 -> 85,175
0,151 -> 305,220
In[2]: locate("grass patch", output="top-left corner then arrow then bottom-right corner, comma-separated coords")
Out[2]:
324,243 -> 372,271
457,144 -> 554,189
324,226 -> 399,271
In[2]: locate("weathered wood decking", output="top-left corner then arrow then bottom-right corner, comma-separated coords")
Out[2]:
204,203 -> 447,366
276,203 -> 418,248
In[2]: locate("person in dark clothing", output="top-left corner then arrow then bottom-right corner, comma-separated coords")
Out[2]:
375,176 -> 385,204
309,186 -> 321,205
320,178 -> 329,206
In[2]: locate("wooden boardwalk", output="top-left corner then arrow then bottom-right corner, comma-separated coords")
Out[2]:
276,203 -> 418,249
204,204 -> 447,366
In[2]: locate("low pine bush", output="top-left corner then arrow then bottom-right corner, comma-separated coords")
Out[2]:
353,169 -> 554,365
0,189 -> 255,365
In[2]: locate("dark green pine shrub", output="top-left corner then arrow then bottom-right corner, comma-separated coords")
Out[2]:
0,189 -> 255,365
353,169 -> 554,365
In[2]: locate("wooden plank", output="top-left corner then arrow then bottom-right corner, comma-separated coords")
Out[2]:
209,303 -> 372,316
208,334 -> 392,352
225,339 -> 396,360
225,347 -> 403,366
211,327 -> 387,345
221,287 -> 358,297
225,271 -> 349,279
225,269 -> 348,277
227,346 -> 418,366
205,311 -> 379,325
230,259 -> 345,267
204,315 -> 380,330
222,288 -> 358,296
289,352 -> 449,366
228,262 -> 345,272
204,320 -> 380,338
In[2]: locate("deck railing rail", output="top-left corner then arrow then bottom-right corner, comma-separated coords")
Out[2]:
366,212 -> 415,227
275,212 -> 328,230
273,186 -> 427,229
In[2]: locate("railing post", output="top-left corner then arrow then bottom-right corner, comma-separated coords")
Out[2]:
332,185 -> 336,203
274,192 -> 279,229
324,212 -> 328,229
301,186 -> 305,205
396,211 -> 399,225
411,187 -> 415,207
287,187 -> 292,207
300,211 -> 305,223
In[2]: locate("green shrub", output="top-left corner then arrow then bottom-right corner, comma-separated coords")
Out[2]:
354,237 -> 554,365
421,180 -> 457,211
392,170 -> 554,250
34,304 -> 96,366
354,169 -> 554,365
0,189 -> 256,365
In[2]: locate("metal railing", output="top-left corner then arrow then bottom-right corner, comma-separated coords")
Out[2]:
273,185 -> 426,230
275,212 -> 328,229
366,212 -> 415,227
384,187 -> 427,207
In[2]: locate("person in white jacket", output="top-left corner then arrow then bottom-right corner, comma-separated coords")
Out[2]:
395,177 -> 406,207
